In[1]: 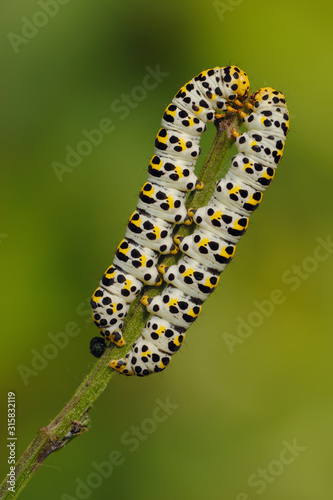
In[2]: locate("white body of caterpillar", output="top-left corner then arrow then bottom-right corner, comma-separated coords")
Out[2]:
90,66 -> 250,350
110,87 -> 289,375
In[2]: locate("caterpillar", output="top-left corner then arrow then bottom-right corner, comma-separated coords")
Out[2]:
89,66 -> 250,352
109,86 -> 290,376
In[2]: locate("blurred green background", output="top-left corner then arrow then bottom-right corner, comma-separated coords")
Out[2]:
1,0 -> 332,498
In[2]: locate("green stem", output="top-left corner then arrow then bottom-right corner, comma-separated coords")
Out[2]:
0,112 -> 241,500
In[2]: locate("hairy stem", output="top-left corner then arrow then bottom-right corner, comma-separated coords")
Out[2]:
0,112 -> 241,500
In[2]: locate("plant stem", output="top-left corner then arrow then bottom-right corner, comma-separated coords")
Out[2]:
0,112 -> 241,500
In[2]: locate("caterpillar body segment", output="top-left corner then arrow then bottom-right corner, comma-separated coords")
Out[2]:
159,257 -> 220,302
110,318 -> 185,377
147,154 -> 202,192
143,286 -> 202,329
126,210 -> 178,254
177,229 -> 236,273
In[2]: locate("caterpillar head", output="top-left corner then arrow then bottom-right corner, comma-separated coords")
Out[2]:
250,87 -> 287,109
90,337 -> 107,358
221,66 -> 250,101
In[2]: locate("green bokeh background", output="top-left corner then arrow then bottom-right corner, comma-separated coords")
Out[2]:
1,0 -> 332,499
